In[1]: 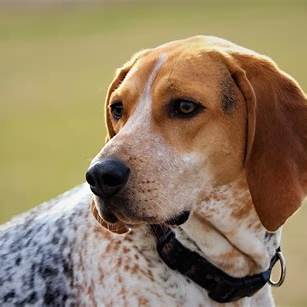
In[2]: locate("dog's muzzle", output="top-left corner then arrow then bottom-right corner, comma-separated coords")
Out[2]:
86,158 -> 191,233
86,158 -> 131,232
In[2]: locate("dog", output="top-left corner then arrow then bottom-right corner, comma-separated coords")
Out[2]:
1,35 -> 306,306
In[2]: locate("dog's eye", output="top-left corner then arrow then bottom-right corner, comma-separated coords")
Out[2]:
169,99 -> 204,118
110,101 -> 123,120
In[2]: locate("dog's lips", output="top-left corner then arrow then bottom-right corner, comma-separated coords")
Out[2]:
94,197 -> 137,227
100,209 -> 118,224
94,195 -> 190,227
91,195 -> 116,223
95,201 -> 119,224
92,205 -> 131,235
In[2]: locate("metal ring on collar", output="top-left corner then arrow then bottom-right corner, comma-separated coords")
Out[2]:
269,250 -> 286,287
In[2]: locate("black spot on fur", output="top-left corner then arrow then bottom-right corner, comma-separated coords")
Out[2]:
39,265 -> 59,279
44,289 -> 58,305
28,292 -> 37,303
264,232 -> 275,243
63,258 -> 73,280
15,256 -> 21,266
265,232 -> 273,239
52,235 -> 60,245
21,292 -> 38,304
4,290 -> 15,302
29,263 -> 36,288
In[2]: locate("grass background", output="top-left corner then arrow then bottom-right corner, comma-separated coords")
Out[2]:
0,1 -> 306,305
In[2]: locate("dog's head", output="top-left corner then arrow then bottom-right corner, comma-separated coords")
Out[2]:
86,36 -> 307,234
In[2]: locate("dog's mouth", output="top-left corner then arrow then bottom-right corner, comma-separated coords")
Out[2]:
95,200 -> 118,224
93,197 -> 191,233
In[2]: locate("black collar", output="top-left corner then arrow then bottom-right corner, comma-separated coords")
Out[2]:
151,224 -> 281,303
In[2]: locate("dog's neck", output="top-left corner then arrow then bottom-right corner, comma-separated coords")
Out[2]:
177,174 -> 281,277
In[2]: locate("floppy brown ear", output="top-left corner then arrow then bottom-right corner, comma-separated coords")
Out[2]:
104,49 -> 151,141
222,51 -> 307,231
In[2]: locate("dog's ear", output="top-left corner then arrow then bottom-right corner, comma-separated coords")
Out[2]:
104,49 -> 151,141
221,50 -> 307,231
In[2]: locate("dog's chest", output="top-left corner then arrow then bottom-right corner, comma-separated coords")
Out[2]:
74,225 -> 208,306
75,218 -> 271,306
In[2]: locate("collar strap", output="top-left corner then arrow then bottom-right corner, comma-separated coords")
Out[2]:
151,225 -> 282,303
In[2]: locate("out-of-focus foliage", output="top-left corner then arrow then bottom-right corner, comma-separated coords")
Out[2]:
0,1 -> 306,306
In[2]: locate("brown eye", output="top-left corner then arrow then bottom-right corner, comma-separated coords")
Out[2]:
110,101 -> 123,120
178,101 -> 197,114
169,99 -> 204,118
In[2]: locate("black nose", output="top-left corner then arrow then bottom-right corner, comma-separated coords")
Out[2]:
86,159 -> 130,197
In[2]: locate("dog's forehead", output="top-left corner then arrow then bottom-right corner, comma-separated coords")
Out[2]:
117,40 -> 227,102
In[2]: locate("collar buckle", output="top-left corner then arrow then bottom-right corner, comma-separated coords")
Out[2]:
268,249 -> 286,287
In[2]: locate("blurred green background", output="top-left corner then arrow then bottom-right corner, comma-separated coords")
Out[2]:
0,1 -> 306,306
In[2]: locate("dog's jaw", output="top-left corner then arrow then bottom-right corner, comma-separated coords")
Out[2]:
180,173 -> 281,277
